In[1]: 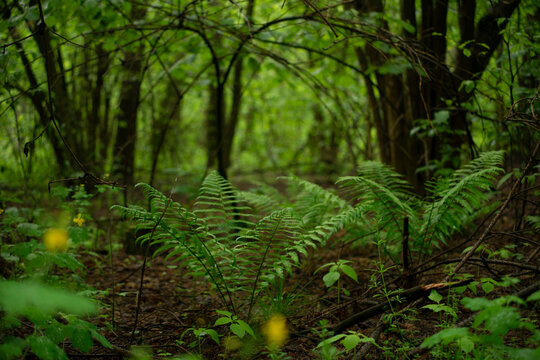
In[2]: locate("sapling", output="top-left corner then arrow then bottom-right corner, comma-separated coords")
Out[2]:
315,259 -> 358,305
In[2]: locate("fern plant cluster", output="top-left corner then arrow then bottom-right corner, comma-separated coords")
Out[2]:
113,151 -> 505,317
241,151 -> 504,263
112,172 -> 313,316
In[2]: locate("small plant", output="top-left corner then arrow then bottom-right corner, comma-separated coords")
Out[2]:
178,326 -> 220,354
315,259 -> 358,304
0,280 -> 112,359
214,310 -> 255,339
317,330 -> 384,359
422,290 -> 458,323
422,291 -> 540,359
311,320 -> 340,360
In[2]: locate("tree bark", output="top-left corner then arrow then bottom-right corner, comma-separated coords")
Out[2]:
113,6 -> 146,185
222,0 -> 256,173
355,0 -> 521,194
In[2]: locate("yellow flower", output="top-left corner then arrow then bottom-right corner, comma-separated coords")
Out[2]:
262,314 -> 289,348
0,209 -> 3,215
43,228 -> 69,252
73,213 -> 84,226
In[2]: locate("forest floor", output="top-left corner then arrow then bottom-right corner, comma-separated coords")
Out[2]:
55,179 -> 539,360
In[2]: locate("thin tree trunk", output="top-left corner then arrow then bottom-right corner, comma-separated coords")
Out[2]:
113,7 -> 146,185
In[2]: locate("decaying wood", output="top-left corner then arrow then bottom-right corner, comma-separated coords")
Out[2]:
332,280 -> 472,334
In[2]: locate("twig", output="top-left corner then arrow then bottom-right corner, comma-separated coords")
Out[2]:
332,280 -> 472,334
355,315 -> 386,359
130,178 -> 177,342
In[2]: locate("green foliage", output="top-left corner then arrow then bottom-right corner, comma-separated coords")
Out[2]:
336,151 -> 504,259
315,259 -> 358,305
178,326 -> 220,354
242,151 -> 504,262
421,151 -> 505,249
0,280 -> 111,360
422,293 -> 540,359
317,330 -> 385,358
112,171 -> 314,314
214,310 -> 255,339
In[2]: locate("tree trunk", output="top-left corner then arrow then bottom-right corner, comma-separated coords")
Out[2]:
113,7 -> 146,185
222,0 -> 256,175
149,80 -> 182,186
354,0 -> 521,194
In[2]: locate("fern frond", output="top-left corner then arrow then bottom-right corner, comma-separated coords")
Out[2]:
337,162 -> 418,229
336,162 -> 420,259
238,191 -> 280,216
236,208 -> 306,315
281,175 -> 349,229
306,205 -> 366,247
421,151 -> 504,248
194,171 -> 254,242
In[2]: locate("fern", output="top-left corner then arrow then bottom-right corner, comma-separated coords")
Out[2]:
112,171 -> 312,315
237,191 -> 281,216
306,205 -> 367,247
420,151 -> 505,249
337,162 -> 420,259
113,153 -> 505,314
281,175 -> 349,229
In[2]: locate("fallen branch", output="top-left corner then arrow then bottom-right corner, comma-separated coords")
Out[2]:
332,280 -> 472,334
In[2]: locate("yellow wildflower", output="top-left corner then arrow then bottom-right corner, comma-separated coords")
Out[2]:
43,228 -> 69,252
262,314 -> 289,348
73,213 -> 84,226
0,209 -> 3,215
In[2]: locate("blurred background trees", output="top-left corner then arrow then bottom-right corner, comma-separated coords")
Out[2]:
1,0 -> 538,196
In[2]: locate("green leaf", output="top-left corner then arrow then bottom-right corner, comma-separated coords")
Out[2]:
340,265 -> 358,282
323,271 -> 340,288
69,227 -> 89,244
462,297 -> 491,311
16,223 -> 42,237
428,290 -> 443,304
482,307 -> 521,335
456,336 -> 475,353
70,328 -> 93,353
0,338 -> 26,359
205,329 -> 220,345
230,323 -> 245,338
507,347 -> 540,360
214,317 -> 232,326
0,280 -> 97,317
317,334 -> 346,348
341,334 -> 361,352
216,310 -> 232,317
49,253 -> 84,272
482,281 -> 495,294
422,304 -> 457,318
421,327 -> 472,348
88,328 -> 112,349
44,321 -> 65,343
526,290 -> 540,302
236,320 -> 255,337
28,335 -> 68,360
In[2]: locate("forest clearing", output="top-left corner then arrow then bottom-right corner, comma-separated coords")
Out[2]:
1,1 -> 539,359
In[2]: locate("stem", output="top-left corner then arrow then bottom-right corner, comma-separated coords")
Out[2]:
337,277 -> 341,305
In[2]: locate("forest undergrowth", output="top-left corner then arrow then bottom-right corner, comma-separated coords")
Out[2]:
1,147 -> 539,360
